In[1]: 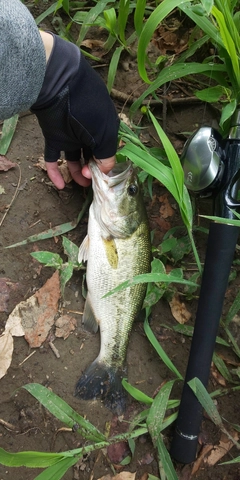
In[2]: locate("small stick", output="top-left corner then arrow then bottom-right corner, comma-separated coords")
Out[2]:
0,418 -> 18,431
49,341 -> 60,358
19,350 -> 36,366
29,219 -> 41,229
0,163 -> 21,227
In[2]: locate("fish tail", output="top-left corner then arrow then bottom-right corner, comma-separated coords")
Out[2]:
75,360 -> 127,415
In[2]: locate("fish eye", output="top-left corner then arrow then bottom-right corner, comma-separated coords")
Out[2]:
128,184 -> 138,196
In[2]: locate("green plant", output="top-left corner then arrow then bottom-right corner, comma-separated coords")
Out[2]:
119,111 -> 202,272
30,236 -> 83,294
134,0 -> 240,135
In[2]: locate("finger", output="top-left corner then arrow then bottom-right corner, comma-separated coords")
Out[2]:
95,156 -> 116,175
67,161 -> 91,187
46,162 -> 65,190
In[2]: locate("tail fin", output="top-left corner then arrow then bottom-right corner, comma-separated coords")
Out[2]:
75,360 -> 127,415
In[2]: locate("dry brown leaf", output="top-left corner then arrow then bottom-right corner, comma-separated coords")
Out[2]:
35,156 -> 72,183
169,293 -> 191,324
205,431 -> 238,466
34,155 -> 47,171
4,271 -> 60,349
58,160 -> 72,184
97,473 -> 136,480
210,363 -> 227,387
23,271 -> 61,347
0,155 -> 16,171
191,444 -> 213,475
0,332 -> 14,379
81,39 -> 104,49
55,315 -> 77,340
159,193 -> 175,219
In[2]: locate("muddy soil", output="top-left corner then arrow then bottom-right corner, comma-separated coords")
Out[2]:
1,3 -> 240,480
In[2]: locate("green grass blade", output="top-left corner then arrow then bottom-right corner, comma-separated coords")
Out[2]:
0,115 -> 18,155
34,456 -> 79,480
137,0 -> 191,83
225,290 -> 240,327
134,0 -> 147,36
156,435 -> 178,480
118,0 -> 131,44
147,380 -> 175,444
103,272 -> 198,298
120,143 -> 178,201
0,448 -> 63,468
35,3 -> 58,25
122,378 -> 153,404
131,62 -> 226,114
144,319 -> 183,380
5,190 -> 91,248
22,384 -> 106,442
107,45 -> 124,92
211,5 -> 240,85
212,352 -> 235,384
188,377 -> 223,427
148,110 -> 184,199
179,3 -> 224,48
172,324 -> 230,346
77,0 -> 112,44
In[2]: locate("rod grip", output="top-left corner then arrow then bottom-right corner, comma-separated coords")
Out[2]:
170,222 -> 239,464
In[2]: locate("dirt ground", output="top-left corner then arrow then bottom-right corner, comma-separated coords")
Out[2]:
1,3 -> 240,480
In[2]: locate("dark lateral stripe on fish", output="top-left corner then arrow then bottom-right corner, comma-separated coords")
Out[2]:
75,360 -> 127,415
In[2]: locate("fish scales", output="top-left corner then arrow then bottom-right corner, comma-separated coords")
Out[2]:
75,161 -> 151,413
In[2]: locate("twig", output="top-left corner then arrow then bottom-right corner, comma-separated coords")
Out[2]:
0,163 -> 21,227
0,418 -> 18,431
19,350 -> 36,366
29,219 -> 41,229
49,341 -> 60,358
111,87 -> 201,107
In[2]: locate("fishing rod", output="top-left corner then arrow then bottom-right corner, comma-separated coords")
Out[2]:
170,109 -> 240,464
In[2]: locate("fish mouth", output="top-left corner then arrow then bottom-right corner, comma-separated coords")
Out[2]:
89,160 -> 133,205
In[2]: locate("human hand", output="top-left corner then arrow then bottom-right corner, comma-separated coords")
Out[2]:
46,161 -> 91,190
82,156 -> 116,180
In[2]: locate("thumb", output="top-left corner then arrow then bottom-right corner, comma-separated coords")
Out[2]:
45,162 -> 65,190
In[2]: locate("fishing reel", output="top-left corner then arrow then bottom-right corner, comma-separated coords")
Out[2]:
181,110 -> 240,217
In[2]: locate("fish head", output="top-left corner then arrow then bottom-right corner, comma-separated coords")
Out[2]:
89,160 -> 146,238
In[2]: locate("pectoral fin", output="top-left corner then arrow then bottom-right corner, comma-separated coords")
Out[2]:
83,295 -> 99,333
78,235 -> 89,263
102,238 -> 118,269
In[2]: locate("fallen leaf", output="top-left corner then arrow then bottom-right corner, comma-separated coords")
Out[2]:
35,156 -> 72,183
23,271 -> 61,347
205,431 -> 238,466
0,278 -> 19,313
191,444 -> 213,475
0,155 -> 16,171
81,39 -> 104,49
169,293 -> 191,324
97,473 -> 136,480
0,332 -> 14,379
0,185 -> 5,194
210,363 -> 227,387
58,160 -> 72,184
4,271 -> 60,349
34,155 -> 47,171
151,215 -> 171,233
55,315 -> 77,340
158,193 -> 175,219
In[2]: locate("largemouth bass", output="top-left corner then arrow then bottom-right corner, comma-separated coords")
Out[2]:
75,160 -> 151,413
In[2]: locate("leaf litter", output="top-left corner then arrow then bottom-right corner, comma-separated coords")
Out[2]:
0,271 -> 73,379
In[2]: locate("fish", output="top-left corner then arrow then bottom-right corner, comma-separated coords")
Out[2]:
75,160 -> 151,414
